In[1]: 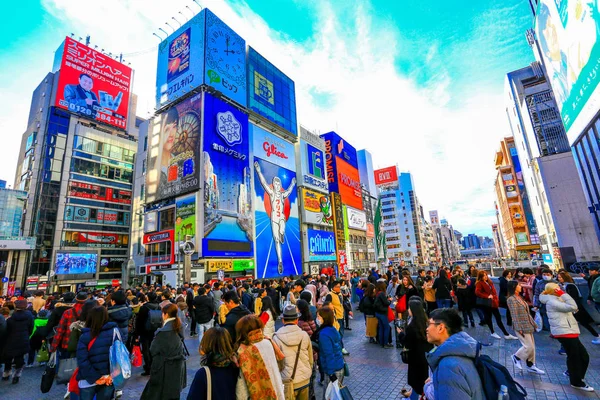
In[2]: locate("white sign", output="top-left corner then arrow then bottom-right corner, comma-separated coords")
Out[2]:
346,207 -> 367,231
0,237 -> 36,250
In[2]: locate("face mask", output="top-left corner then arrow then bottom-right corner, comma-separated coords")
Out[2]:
542,275 -> 551,281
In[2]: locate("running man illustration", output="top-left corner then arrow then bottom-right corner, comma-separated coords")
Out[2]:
254,161 -> 296,275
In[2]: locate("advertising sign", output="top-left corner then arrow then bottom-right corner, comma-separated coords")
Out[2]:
247,47 -> 297,135
0,237 -> 36,250
55,37 -> 131,130
299,139 -> 328,192
55,253 -> 98,274
78,232 -> 119,245
253,157 -> 301,278
510,147 -> 538,241
144,211 -> 157,233
346,206 -> 367,231
535,0 -> 600,143
251,125 -> 296,171
305,229 -> 337,261
321,131 -> 358,169
176,193 -> 197,251
143,230 -> 175,265
331,192 -> 346,257
206,259 -> 233,272
232,259 -> 255,272
97,210 -> 118,225
301,188 -> 334,227
336,158 -> 363,210
68,181 -> 131,204
366,223 -> 375,238
146,94 -> 202,203
203,92 -> 253,257
205,9 -> 247,106
374,166 -> 399,185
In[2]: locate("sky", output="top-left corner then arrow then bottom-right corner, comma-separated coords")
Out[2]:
0,0 -> 536,237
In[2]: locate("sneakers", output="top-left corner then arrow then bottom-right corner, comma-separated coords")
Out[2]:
341,348 -> 350,355
558,348 -> 567,355
511,354 -> 522,370
491,333 -> 501,339
504,334 -> 518,340
592,337 -> 600,345
563,370 -> 570,377
571,384 -> 594,392
526,365 -> 545,375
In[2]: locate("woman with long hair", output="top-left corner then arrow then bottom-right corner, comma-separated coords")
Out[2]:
297,299 -> 318,400
235,314 -> 285,399
396,275 -> 419,321
359,283 -> 378,343
475,270 -> 517,341
397,298 -> 433,400
374,281 -> 393,349
557,271 -> 600,344
432,268 -> 453,309
141,304 -> 187,400
258,296 -> 279,338
506,281 -> 545,374
498,269 -> 513,327
75,306 -> 116,400
187,326 -> 239,400
316,307 -> 345,400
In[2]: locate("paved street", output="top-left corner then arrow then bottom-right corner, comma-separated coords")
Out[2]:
4,307 -> 600,399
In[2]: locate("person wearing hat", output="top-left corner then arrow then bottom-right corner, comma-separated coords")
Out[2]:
1,299 -> 33,384
272,304 -> 314,400
50,291 -> 88,357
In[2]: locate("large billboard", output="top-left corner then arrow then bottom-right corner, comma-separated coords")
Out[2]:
336,158 -> 363,210
55,37 -> 132,130
374,166 -> 399,185
535,0 -> 600,143
203,92 -> 253,258
322,131 -> 358,170
175,193 -> 197,251
247,47 -> 297,135
301,188 -> 334,227
299,138 -> 328,193
305,228 -> 336,262
252,125 -> 296,171
346,206 -> 367,231
146,94 -> 202,203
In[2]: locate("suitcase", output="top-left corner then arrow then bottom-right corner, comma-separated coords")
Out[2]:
366,315 -> 378,338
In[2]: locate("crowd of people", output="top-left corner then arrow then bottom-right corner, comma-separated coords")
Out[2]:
0,264 -> 599,399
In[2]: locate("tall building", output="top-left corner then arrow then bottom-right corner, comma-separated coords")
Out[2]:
494,137 -> 540,259
462,234 -> 482,250
12,37 -> 140,292
357,149 -> 378,268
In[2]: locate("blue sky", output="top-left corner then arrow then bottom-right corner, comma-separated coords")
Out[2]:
0,0 -> 536,236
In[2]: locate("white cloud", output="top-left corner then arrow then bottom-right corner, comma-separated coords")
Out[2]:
18,0 -> 517,235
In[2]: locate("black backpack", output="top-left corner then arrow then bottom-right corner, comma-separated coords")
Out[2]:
145,306 -> 163,332
474,342 -> 527,400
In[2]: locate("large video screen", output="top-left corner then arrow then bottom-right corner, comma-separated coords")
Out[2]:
55,252 -> 98,275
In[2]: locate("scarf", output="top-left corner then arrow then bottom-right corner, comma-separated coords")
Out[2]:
238,330 -> 284,400
201,352 -> 234,368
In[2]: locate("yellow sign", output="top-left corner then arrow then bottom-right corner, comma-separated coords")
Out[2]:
254,71 -> 274,105
207,260 -> 233,272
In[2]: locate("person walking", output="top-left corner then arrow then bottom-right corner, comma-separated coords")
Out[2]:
506,281 -> 545,375
135,292 -> 162,376
235,314 -> 285,400
533,268 -> 556,331
540,282 -> 593,392
498,269 -> 513,326
193,287 -> 215,343
557,271 -> 600,345
107,290 -> 132,344
475,271 -> 517,341
374,281 -> 393,348
432,269 -> 453,309
350,272 -> 360,303
50,291 -> 87,358
273,304 -> 314,400
27,308 -> 50,367
258,296 -> 278,338
325,280 -> 350,355
75,306 -> 117,400
1,300 -> 33,384
316,307 -> 345,400
187,326 -> 239,400
455,278 -> 475,328
397,298 -> 433,400
187,283 -> 199,337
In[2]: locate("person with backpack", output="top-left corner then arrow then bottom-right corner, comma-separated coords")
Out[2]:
192,287 -> 215,343
558,271 -> 600,344
136,292 -> 162,376
424,308 -> 484,399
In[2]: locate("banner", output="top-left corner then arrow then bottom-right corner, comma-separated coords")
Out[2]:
374,198 -> 387,260
301,188 -> 334,227
346,206 -> 367,231
176,193 -> 197,251
336,158 -> 363,210
55,37 -> 131,130
203,92 -> 253,257
305,229 -> 336,262
374,166 -> 398,185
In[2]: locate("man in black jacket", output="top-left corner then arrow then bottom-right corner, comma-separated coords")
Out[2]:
193,287 -> 215,342
136,292 -> 161,376
187,283 -> 199,337
107,290 -> 133,343
221,291 -> 251,344
45,292 -> 75,340
582,264 -> 600,313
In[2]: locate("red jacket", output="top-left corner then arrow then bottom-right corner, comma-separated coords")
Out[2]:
475,280 -> 499,308
51,302 -> 84,352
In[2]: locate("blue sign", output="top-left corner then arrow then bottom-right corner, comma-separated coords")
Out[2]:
321,131 -> 358,169
254,158 -> 301,278
306,229 -> 336,261
542,253 -> 553,264
247,47 -> 297,135
202,92 -> 253,257
205,9 -> 247,107
299,139 -> 328,193
251,124 -> 296,171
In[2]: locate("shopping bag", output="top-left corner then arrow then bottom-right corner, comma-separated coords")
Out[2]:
340,385 -> 354,400
131,344 -> 143,367
325,380 -> 343,400
387,306 -> 395,322
395,295 -> 407,314
36,342 -> 50,363
365,316 -> 378,338
56,356 -> 78,384
68,368 -> 80,395
110,328 -> 132,388
40,352 -> 56,393
534,310 -> 542,333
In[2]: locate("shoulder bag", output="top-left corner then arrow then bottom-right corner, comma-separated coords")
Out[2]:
203,366 -> 212,400
283,341 -> 303,400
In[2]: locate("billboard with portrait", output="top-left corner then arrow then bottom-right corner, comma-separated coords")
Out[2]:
535,0 -> 600,143
175,193 -> 197,251
146,93 -> 202,203
55,252 -> 98,275
247,47 -> 297,135
305,229 -> 336,262
55,37 -> 132,130
203,92 -> 253,257
253,157 -> 301,278
301,188 -> 334,227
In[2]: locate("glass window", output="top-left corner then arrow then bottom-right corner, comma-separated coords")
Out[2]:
159,208 -> 175,231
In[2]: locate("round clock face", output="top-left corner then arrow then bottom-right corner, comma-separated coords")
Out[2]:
209,28 -> 244,76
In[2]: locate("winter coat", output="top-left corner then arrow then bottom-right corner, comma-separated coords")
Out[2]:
222,305 -> 251,344
241,291 -> 253,310
107,304 -> 132,343
318,326 -> 344,375
193,295 -> 215,324
534,278 -> 556,307
475,280 -> 499,308
273,324 -> 314,389
187,363 -> 239,400
498,277 -> 509,307
432,277 -> 452,300
76,321 -> 118,383
397,322 -> 432,395
425,331 -> 485,400
563,282 -> 594,324
141,320 -> 187,400
136,302 -> 160,338
2,309 -> 34,358
539,292 -> 580,337
396,284 -> 419,302
359,295 -> 376,316
374,292 -> 390,315
209,289 -> 223,314
46,302 -> 73,339
507,295 -> 536,334
456,287 -> 474,311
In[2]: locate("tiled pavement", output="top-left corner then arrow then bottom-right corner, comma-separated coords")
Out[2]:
4,308 -> 600,399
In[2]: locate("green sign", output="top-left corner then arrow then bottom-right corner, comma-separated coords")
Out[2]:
232,259 -> 254,272
176,193 -> 197,250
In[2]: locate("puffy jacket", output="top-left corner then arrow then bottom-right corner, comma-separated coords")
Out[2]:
374,292 -> 390,315
318,326 -> 344,375
425,331 -> 484,400
3,309 -> 34,358
475,280 -> 499,308
76,321 -> 117,383
273,324 -> 314,389
325,292 -> 344,320
534,278 -> 556,307
432,277 -> 452,300
222,305 -> 251,343
136,302 -> 160,338
193,295 -> 215,324
107,304 -> 132,342
359,295 -> 376,316
46,302 -> 73,337
539,292 -> 580,336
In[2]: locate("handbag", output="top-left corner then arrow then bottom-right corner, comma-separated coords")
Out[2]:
476,297 -> 492,308
204,366 -> 212,400
283,341 -> 303,400
68,336 -> 98,395
366,316 -> 378,338
387,306 -> 395,322
395,295 -> 407,314
400,347 -> 410,364
131,344 -> 143,367
56,356 -> 78,384
40,352 -> 56,393
340,385 -> 354,400
37,341 -> 50,363
343,362 -> 350,377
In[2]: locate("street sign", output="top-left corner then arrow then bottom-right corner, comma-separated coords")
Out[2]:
181,241 -> 195,256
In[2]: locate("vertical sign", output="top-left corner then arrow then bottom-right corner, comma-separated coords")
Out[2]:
175,193 -> 197,251
331,192 -> 346,268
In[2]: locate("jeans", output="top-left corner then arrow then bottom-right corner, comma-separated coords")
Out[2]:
337,319 -> 345,348
197,320 -> 214,343
79,384 -> 115,400
375,313 -> 389,347
436,299 -> 452,309
189,312 -> 197,335
557,337 -> 590,387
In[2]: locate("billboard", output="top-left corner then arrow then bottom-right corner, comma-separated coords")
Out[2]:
253,157 -> 301,278
374,166 -> 399,185
305,229 -> 337,262
299,138 -> 328,193
536,0 -> 600,143
301,188 -> 334,227
146,93 -> 202,203
321,131 -> 358,169
331,192 -> 346,263
336,158 -> 363,210
143,230 -> 175,265
247,47 -> 297,135
175,193 -> 197,250
55,252 -> 98,275
346,206 -> 367,231
55,37 -> 132,130
203,92 -> 253,257
252,125 -> 296,171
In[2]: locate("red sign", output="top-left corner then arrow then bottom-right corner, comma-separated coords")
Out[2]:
69,181 -> 132,205
143,230 -> 174,245
336,158 -> 363,210
338,250 -> 347,275
374,166 -> 398,185
143,230 -> 175,265
55,37 -> 132,130
78,232 -> 119,244
366,223 -> 375,238
111,279 -> 120,287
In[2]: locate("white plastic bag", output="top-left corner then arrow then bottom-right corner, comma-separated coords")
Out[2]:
534,310 -> 543,333
325,380 -> 343,400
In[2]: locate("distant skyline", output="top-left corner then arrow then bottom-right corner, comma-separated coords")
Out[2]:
0,0 -> 536,236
